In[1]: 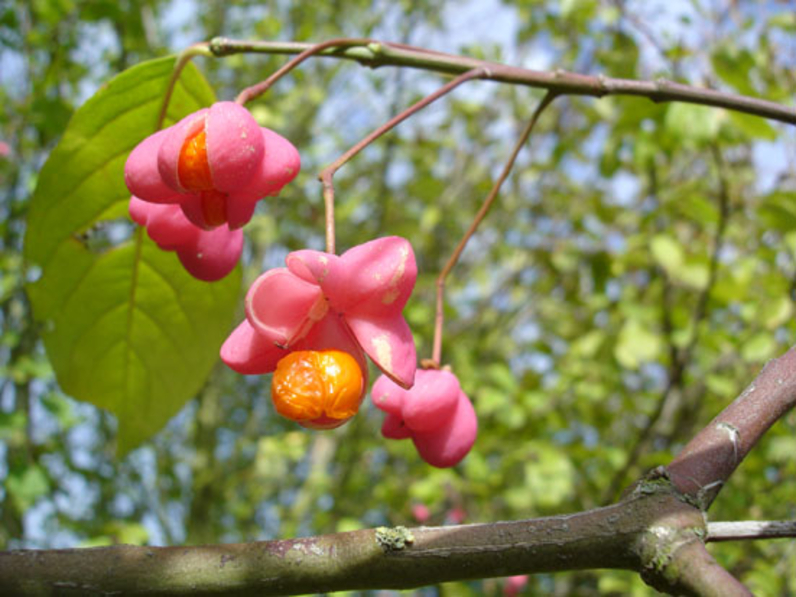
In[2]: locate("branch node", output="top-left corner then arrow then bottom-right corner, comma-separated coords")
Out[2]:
652,77 -> 671,101
630,466 -> 674,498
596,73 -> 609,95
696,480 -> 724,511
209,36 -> 227,56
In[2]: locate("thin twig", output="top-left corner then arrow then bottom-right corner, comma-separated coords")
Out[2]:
431,92 -> 557,366
707,520 -> 796,543
157,42 -> 212,129
209,37 -> 796,126
234,38 -> 374,105
318,68 -> 490,254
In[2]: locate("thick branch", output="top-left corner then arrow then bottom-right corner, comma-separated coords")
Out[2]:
0,494 -> 700,596
208,38 -> 796,126
667,345 -> 796,507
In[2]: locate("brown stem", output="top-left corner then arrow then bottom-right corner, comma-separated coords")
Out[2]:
234,38 -> 374,105
157,43 -> 212,129
318,67 -> 490,254
431,93 -> 557,366
209,38 -> 796,126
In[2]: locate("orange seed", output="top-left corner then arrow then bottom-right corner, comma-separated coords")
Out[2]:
271,350 -> 364,427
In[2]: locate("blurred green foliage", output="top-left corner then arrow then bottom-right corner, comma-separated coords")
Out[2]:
2,1 -> 795,595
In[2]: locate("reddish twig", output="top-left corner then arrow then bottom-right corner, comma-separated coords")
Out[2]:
318,67 -> 490,254
235,38 -> 374,105
431,92 -> 557,366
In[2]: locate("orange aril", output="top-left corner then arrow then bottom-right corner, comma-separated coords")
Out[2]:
271,350 -> 364,428
198,189 -> 227,228
178,128 -> 228,227
178,128 -> 214,191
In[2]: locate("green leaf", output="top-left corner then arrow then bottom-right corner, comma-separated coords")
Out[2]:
676,261 -> 709,290
650,234 -> 684,275
570,329 -> 604,358
24,57 -> 241,455
81,521 -> 150,547
336,518 -> 364,533
728,111 -> 778,141
0,411 -> 26,444
650,235 -> 709,289
672,192 -> 719,226
6,465 -> 50,512
664,103 -> 722,146
600,31 -> 638,79
705,374 -> 737,399
711,48 -> 757,96
758,191 -> 796,232
523,443 -> 576,509
760,296 -> 793,329
485,362 -> 517,393
560,0 -> 596,20
767,436 -> 796,463
741,332 -> 776,363
769,12 -> 796,31
614,319 -> 661,369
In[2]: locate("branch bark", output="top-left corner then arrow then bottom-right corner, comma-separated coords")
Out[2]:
207,38 -> 796,126
639,540 -> 751,597
9,334 -> 796,596
0,492 -> 704,596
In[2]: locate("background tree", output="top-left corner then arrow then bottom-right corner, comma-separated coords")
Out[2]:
1,0 -> 795,594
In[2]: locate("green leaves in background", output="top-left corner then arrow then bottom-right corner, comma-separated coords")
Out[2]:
758,191 -> 796,232
664,102 -> 721,146
614,318 -> 661,369
650,234 -> 709,290
23,57 -> 241,455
